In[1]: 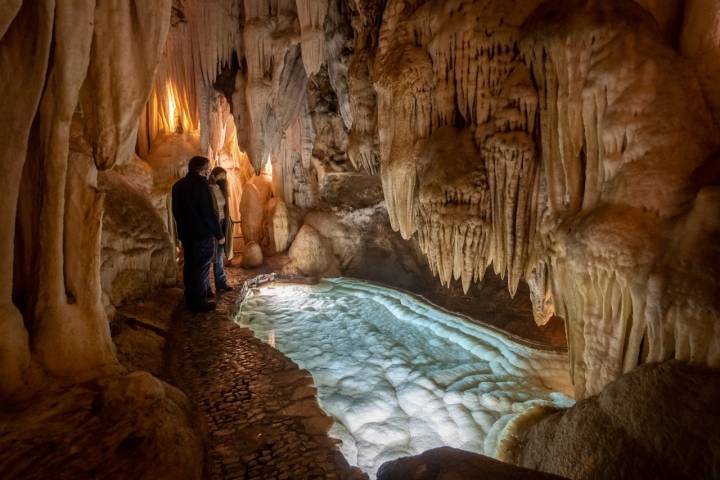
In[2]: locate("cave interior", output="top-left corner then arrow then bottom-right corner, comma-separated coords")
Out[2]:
1,0 -> 720,479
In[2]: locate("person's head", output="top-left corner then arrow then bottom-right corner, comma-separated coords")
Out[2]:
210,166 -> 228,193
188,156 -> 210,178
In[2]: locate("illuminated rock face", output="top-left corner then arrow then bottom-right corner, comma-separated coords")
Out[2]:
372,0 -> 720,398
510,361 -> 720,480
2,0 -> 171,392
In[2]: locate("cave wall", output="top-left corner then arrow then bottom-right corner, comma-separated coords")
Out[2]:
98,157 -> 177,318
3,0 -> 719,409
145,0 -> 720,401
364,0 -> 720,399
2,0 -> 172,396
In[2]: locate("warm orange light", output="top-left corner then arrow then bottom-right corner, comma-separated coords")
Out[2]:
167,82 -> 177,132
262,160 -> 273,178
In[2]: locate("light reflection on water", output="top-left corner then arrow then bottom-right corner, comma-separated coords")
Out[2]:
236,278 -> 573,477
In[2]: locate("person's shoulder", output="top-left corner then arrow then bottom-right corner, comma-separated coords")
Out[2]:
172,176 -> 186,189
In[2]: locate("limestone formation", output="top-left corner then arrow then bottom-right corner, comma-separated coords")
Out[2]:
285,224 -> 340,277
242,241 -> 265,268
372,0 -> 720,398
2,0 -> 171,393
99,169 -> 177,315
508,361 -> 720,480
264,198 -> 301,254
240,174 -> 274,246
3,0 -> 720,478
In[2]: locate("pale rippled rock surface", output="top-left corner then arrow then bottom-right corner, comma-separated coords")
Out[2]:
236,278 -> 573,477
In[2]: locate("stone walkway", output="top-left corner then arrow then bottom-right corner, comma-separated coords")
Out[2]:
166,265 -> 366,480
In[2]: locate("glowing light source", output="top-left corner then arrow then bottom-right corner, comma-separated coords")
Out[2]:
262,160 -> 273,178
167,82 -> 177,132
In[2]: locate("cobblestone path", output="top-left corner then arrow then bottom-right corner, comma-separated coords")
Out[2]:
166,266 -> 366,480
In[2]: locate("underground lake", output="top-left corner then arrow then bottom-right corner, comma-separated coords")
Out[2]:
235,278 -> 574,477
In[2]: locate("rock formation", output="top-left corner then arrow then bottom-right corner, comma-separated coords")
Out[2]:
508,361 -> 720,480
3,0 -> 171,393
371,0 -> 720,398
2,0 -> 720,478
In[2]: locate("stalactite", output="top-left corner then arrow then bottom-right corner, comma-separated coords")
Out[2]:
208,91 -> 255,244
295,0 -> 329,75
483,133 -> 537,297
348,51 -> 380,174
375,0 -> 540,293
242,0 -> 305,171
526,261 -> 555,327
80,0 -> 171,169
140,0 -> 242,155
522,0 -> 719,397
271,102 -> 315,205
324,0 -> 353,129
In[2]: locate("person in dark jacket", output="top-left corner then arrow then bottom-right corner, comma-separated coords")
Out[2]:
172,156 -> 224,312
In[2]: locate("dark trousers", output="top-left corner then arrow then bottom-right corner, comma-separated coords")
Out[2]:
182,237 -> 214,309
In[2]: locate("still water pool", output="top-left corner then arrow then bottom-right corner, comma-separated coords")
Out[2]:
236,278 -> 573,477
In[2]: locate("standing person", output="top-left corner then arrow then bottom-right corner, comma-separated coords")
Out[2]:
172,156 -> 224,313
209,166 -> 234,293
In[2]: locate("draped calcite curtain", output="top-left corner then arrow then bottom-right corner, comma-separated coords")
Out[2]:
0,0 -> 54,396
1,0 -> 171,396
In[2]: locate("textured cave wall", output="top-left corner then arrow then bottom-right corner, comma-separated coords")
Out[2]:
681,0 -> 720,126
369,0 -> 720,399
99,160 -> 177,318
2,0 -> 172,396
144,0 -> 555,346
523,0 -> 720,398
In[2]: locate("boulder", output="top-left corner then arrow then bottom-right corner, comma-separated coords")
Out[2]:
509,361 -> 720,480
377,447 -> 566,480
99,170 -> 177,315
284,224 -> 339,277
241,241 -> 264,268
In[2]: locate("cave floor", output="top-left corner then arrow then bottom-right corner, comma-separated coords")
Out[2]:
166,264 -> 365,480
0,262 -> 564,480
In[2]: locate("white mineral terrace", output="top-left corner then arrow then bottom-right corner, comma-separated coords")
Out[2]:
236,278 -> 574,477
